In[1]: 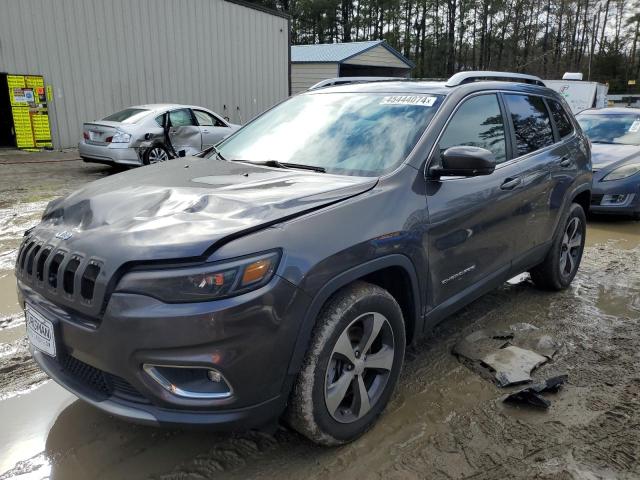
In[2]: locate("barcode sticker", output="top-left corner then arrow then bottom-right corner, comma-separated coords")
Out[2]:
381,95 -> 437,107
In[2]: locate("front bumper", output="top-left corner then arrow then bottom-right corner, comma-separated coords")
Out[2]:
19,275 -> 310,429
78,140 -> 142,166
590,174 -> 640,215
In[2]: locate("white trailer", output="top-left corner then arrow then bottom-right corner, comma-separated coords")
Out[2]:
543,73 -> 608,114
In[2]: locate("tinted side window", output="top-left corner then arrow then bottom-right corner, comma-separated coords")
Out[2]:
504,94 -> 554,156
439,94 -> 507,164
548,100 -> 574,138
169,109 -> 196,127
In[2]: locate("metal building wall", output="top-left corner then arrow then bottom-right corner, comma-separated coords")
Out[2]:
0,0 -> 290,149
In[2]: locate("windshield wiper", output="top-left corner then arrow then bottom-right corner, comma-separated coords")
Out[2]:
235,159 -> 326,173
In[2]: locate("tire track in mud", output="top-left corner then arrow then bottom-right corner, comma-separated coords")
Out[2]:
152,242 -> 640,480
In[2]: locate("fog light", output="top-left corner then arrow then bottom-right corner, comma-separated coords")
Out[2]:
143,364 -> 232,399
601,194 -> 631,206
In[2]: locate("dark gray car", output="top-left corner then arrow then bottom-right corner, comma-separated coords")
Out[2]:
575,107 -> 640,219
16,72 -> 591,445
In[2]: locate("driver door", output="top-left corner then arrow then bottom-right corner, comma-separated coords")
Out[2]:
427,93 -> 524,306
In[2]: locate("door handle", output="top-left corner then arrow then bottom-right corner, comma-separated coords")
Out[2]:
559,155 -> 572,168
201,129 -> 210,133
500,177 -> 522,190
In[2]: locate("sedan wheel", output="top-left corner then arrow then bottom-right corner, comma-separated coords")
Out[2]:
147,147 -> 169,164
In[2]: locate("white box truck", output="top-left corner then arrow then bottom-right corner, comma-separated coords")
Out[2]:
543,73 -> 608,114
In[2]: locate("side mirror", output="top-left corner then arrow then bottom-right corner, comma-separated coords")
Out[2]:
430,146 -> 496,178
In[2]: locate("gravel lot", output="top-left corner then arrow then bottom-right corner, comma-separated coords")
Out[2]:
1,154 -> 639,480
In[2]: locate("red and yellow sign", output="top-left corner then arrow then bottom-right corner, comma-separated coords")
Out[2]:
7,74 -> 52,150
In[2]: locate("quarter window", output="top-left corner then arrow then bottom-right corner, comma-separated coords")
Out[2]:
504,94 -> 554,156
194,110 -> 226,127
548,100 -> 574,138
439,94 -> 507,164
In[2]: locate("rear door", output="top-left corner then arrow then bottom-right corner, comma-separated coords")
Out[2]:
168,108 -> 202,155
193,109 -> 232,148
546,98 -> 584,235
501,93 -> 561,263
426,93 -> 525,306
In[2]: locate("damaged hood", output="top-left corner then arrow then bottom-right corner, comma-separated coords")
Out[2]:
37,157 -> 378,262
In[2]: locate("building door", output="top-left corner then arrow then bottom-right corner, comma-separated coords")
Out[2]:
0,74 -> 16,148
1,74 -> 53,150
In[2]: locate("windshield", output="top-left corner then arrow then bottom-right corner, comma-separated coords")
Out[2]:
576,113 -> 640,146
102,108 -> 151,124
214,92 -> 443,176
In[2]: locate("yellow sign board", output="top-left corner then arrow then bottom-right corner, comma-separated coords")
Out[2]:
629,79 -> 637,86
6,74 -> 53,150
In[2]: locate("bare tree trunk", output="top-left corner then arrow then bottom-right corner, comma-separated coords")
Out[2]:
446,0 -> 457,73
598,0 -> 611,54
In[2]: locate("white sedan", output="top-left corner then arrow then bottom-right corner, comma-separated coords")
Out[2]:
79,104 -> 240,167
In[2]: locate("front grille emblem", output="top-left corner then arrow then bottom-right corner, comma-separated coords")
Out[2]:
55,231 -> 73,240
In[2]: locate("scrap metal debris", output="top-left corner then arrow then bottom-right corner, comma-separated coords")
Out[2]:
483,346 -> 548,387
503,375 -> 569,409
452,325 -> 562,387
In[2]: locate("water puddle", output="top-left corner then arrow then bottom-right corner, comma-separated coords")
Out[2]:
0,382 -> 74,476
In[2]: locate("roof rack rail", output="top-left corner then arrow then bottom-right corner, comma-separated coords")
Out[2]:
308,76 -> 405,91
445,71 -> 545,87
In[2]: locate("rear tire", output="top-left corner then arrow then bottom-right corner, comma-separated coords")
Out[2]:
143,145 -> 169,165
530,202 -> 586,290
286,281 -> 405,446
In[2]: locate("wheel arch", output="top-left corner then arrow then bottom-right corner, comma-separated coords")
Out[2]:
286,254 -> 422,378
572,187 -> 591,214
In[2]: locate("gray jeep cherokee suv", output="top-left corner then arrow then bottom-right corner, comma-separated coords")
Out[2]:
17,71 -> 591,445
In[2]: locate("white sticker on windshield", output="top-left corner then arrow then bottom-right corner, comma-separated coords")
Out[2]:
629,119 -> 640,133
381,95 -> 437,107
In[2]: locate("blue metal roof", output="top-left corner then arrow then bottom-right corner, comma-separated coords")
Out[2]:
291,40 -> 414,68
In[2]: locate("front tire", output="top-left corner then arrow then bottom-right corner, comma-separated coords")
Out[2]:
286,281 -> 405,446
530,202 -> 586,290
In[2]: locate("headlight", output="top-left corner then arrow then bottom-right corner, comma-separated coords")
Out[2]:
111,131 -> 132,143
602,163 -> 640,181
115,251 -> 280,302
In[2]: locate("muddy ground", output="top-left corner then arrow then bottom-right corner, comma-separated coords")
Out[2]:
0,155 -> 639,480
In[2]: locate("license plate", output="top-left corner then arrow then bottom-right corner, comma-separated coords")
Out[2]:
26,304 -> 56,357
89,131 -> 101,141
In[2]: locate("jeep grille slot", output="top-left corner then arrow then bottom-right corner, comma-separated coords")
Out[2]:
63,258 -> 81,295
26,245 -> 41,276
48,253 -> 64,288
36,248 -> 51,281
20,241 -> 35,271
16,240 -> 29,269
81,263 -> 101,301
